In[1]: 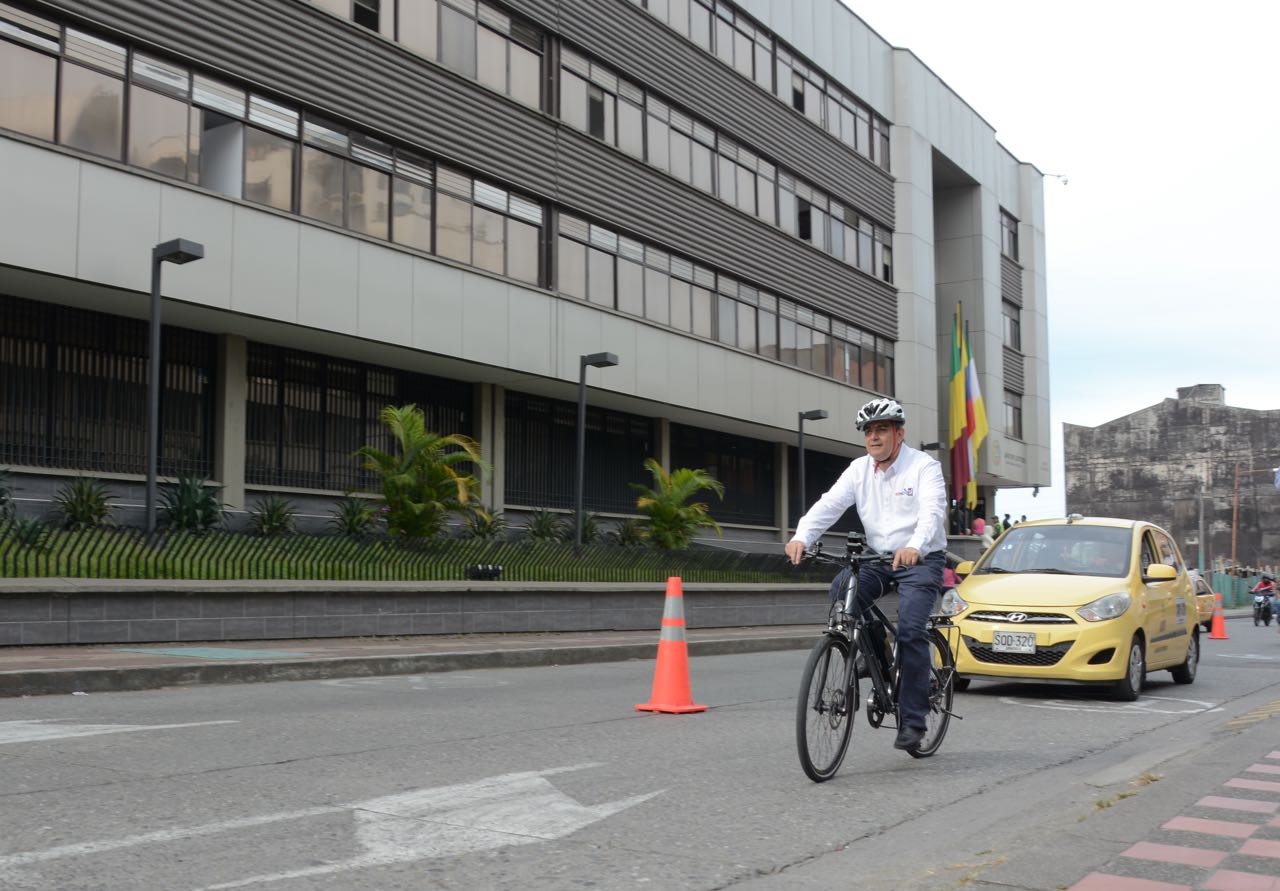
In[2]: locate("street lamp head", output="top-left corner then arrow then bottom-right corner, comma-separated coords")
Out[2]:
581,352 -> 619,368
799,409 -> 828,422
154,237 -> 205,265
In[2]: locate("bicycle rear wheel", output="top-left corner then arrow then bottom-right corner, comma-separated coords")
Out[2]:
908,628 -> 955,759
796,635 -> 857,782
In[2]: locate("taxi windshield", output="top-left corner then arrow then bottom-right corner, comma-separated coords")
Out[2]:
976,524 -> 1132,578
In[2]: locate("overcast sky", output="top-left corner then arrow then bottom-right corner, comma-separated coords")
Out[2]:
841,0 -> 1278,521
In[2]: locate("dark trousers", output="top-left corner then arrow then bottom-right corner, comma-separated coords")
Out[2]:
830,551 -> 945,731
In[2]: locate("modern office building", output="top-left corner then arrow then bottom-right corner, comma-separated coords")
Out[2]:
0,0 -> 1050,540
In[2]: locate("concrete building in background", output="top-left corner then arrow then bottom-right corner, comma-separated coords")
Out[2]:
0,0 -> 1049,540
1065,385 -> 1280,570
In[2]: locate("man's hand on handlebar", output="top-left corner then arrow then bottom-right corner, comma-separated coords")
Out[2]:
784,540 -> 807,565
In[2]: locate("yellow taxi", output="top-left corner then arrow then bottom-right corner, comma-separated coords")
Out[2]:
941,516 -> 1199,700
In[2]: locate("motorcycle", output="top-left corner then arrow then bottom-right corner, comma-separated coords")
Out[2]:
1253,593 -> 1273,626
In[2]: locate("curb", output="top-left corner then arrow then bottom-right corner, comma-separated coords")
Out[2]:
0,635 -> 815,698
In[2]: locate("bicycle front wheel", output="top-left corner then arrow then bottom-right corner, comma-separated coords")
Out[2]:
908,628 -> 955,759
796,635 -> 856,782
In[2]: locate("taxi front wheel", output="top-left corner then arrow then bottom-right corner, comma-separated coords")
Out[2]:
1111,635 -> 1145,702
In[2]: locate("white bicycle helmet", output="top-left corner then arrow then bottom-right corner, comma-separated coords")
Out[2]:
855,398 -> 906,431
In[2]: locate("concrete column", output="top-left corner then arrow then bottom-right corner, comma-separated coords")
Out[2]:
775,441 -> 790,543
656,417 -> 671,471
214,334 -> 247,510
474,383 -> 504,509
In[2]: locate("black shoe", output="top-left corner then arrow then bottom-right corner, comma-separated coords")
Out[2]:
893,725 -> 924,751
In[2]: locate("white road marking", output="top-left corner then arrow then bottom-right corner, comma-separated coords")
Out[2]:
0,763 -> 662,889
1218,654 -> 1280,661
0,719 -> 237,746
997,695 -> 1219,715
321,674 -> 510,690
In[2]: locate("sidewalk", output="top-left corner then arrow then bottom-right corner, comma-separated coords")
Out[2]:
0,625 -> 816,698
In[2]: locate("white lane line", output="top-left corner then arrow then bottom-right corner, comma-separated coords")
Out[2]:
0,720 -> 238,746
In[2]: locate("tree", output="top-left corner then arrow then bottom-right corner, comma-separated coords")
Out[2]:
356,404 -> 486,539
631,458 -> 725,549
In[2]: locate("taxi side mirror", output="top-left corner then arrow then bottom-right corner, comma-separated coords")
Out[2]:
1144,563 -> 1176,582
955,561 -> 975,577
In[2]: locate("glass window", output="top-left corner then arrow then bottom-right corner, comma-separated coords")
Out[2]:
691,286 -> 713,338
795,324 -> 813,370
691,142 -> 714,193
716,295 -> 736,346
557,236 -> 586,298
669,279 -> 691,332
858,225 -> 873,275
780,317 -> 796,365
471,205 -> 504,273
753,42 -> 771,91
733,29 -> 752,78
587,247 -> 614,307
477,26 -> 507,94
59,61 -> 123,158
735,164 -> 755,215
646,114 -> 669,171
644,268 -> 669,324
560,69 -> 587,132
803,80 -> 822,126
616,258 -> 643,316
128,86 -> 188,179
1003,390 -> 1023,439
811,329 -> 828,375
436,192 -> 472,263
392,177 -> 432,252
1003,301 -> 1021,350
778,186 -> 796,236
669,129 -> 691,183
509,42 -> 540,109
737,302 -> 756,352
587,85 -> 610,141
300,146 -> 345,225
717,154 -> 736,205
507,217 -> 539,284
348,162 -> 389,238
714,17 -> 733,66
243,126 -> 294,211
400,0 -> 439,58
757,174 -> 774,224
440,5 -> 477,78
690,1 -> 711,49
757,310 -> 776,359
0,38 -> 56,140
618,99 -> 643,158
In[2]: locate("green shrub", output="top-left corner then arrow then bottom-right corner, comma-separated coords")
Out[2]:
248,495 -> 296,537
52,477 -> 114,530
522,508 -> 567,542
631,459 -> 724,549
610,517 -> 647,546
356,404 -> 487,540
460,504 -> 507,540
564,511 -> 603,544
159,474 -> 223,533
0,468 -> 13,521
8,516 -> 47,549
328,498 -> 378,537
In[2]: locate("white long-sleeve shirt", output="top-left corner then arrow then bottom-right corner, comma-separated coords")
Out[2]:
791,443 -> 948,555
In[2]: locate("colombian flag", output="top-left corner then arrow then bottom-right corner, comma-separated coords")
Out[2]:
949,303 -> 989,509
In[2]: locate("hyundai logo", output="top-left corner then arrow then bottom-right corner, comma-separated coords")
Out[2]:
1005,612 -> 1029,623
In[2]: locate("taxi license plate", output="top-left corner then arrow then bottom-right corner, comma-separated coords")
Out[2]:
992,631 -> 1036,654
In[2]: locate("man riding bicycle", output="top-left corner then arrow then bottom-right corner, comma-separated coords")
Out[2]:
784,397 -> 947,753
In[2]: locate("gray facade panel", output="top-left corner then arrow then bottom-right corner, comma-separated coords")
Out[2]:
1003,345 -> 1024,393
1001,257 -> 1023,306
517,0 -> 895,223
37,0 -> 897,336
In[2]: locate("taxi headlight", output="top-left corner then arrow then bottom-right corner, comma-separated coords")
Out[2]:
938,589 -> 968,616
1077,592 -> 1131,622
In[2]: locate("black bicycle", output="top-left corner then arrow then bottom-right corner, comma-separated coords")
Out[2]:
796,533 -> 959,782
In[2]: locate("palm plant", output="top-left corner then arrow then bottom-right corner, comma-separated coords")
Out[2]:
630,458 -> 725,550
52,477 -> 114,530
356,404 -> 487,540
609,517 -> 647,547
460,503 -> 507,540
522,508 -> 568,542
248,495 -> 296,537
328,498 -> 379,537
159,474 -> 223,533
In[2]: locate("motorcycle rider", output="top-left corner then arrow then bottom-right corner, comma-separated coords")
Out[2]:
1251,574 -> 1276,626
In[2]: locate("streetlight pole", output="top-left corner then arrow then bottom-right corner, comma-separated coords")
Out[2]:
797,409 -> 828,519
574,352 -> 618,548
146,238 -> 205,534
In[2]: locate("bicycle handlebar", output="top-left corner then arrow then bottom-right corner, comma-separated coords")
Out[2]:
803,540 -> 894,568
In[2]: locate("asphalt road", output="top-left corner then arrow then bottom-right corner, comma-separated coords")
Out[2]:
2,622 -> 1279,890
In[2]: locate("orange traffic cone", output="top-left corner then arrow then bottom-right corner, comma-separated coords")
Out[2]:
636,576 -> 706,714
1209,592 -> 1229,640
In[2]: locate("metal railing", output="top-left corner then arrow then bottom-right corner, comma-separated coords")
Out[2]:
0,522 -> 825,583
